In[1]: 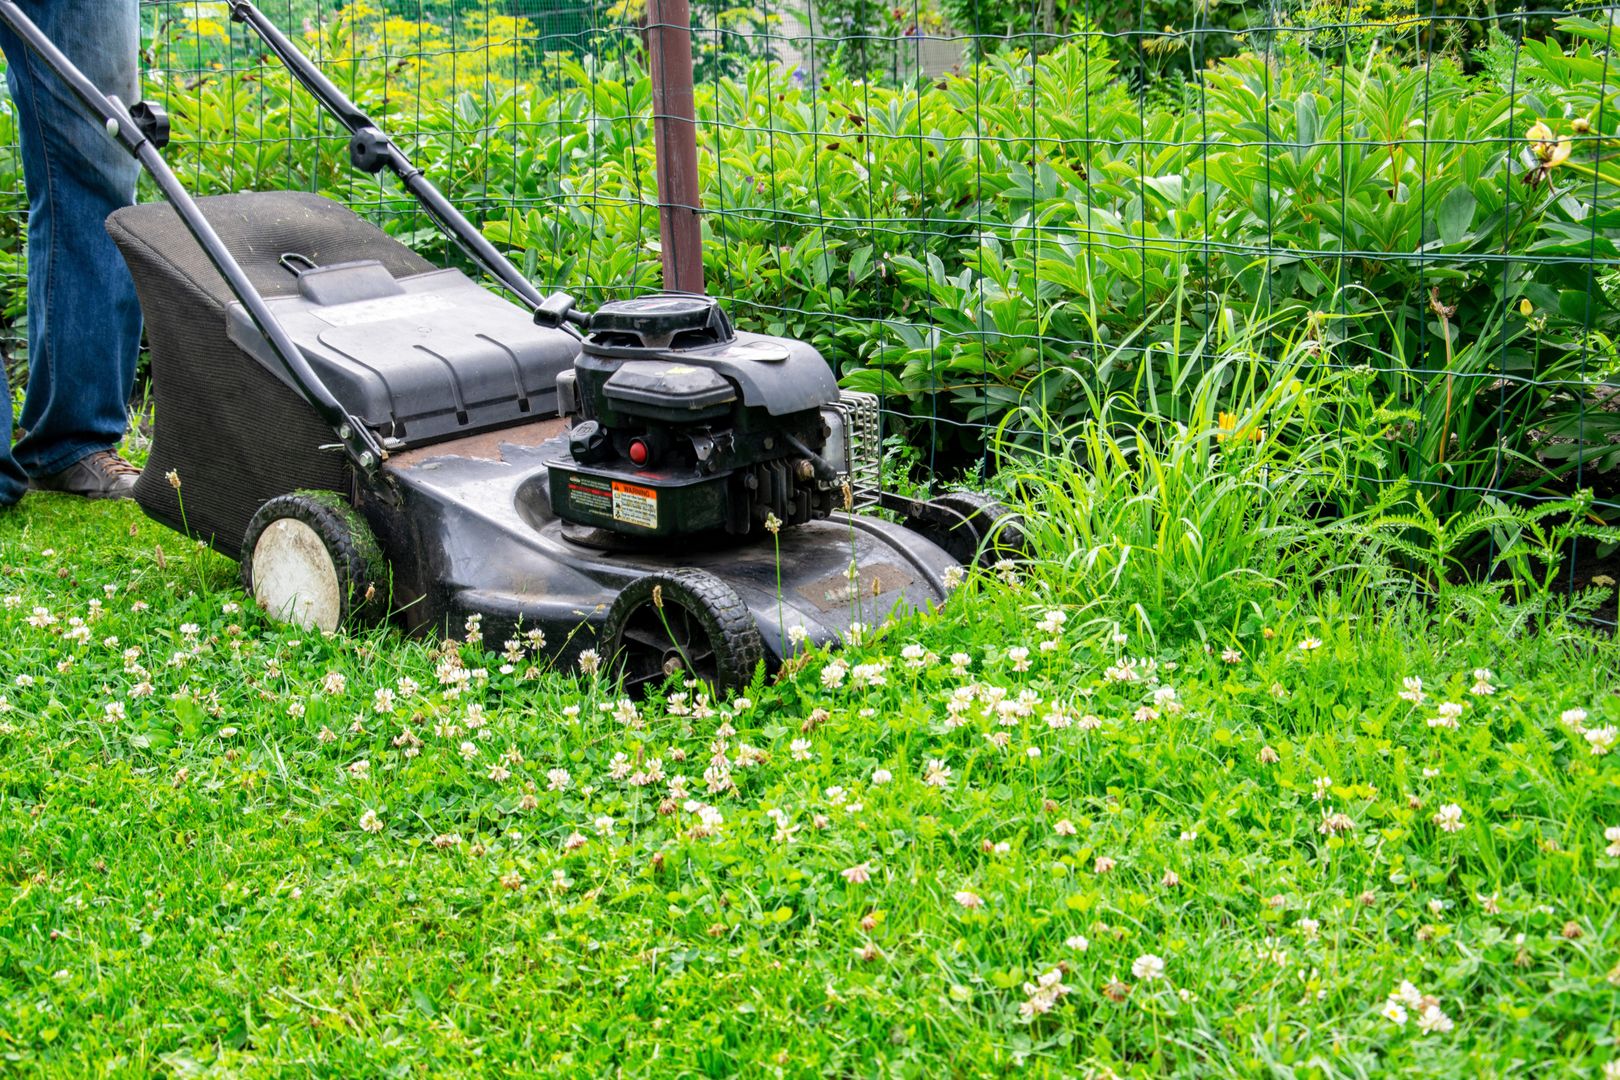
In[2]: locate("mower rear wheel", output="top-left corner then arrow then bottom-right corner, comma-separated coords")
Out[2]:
241,493 -> 387,633
605,569 -> 763,695
910,491 -> 1028,571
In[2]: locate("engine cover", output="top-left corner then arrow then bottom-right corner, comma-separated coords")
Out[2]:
546,294 -> 850,538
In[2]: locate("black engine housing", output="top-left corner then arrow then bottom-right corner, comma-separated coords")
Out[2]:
547,295 -> 851,538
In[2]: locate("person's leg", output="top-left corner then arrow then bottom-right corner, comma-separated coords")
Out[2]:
0,359 -> 23,507
0,0 -> 141,489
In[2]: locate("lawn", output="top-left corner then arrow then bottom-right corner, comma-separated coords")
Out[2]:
2,491 -> 1619,1076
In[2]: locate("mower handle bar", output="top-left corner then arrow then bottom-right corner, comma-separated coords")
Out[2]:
0,0 -> 389,475
226,0 -> 555,319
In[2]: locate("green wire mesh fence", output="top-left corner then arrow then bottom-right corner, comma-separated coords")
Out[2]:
2,0 -> 1618,596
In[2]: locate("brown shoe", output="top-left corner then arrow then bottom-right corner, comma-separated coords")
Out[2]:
30,449 -> 140,500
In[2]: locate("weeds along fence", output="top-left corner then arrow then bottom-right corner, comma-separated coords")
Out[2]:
2,1 -> 1619,583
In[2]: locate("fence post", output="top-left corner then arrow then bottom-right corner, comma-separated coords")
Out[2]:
646,0 -> 704,294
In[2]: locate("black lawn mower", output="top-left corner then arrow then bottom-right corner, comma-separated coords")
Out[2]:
0,0 -> 1023,692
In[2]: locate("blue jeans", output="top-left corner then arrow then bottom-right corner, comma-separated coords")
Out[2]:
0,0 -> 142,506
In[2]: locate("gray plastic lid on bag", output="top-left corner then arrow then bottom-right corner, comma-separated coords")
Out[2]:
225,264 -> 580,445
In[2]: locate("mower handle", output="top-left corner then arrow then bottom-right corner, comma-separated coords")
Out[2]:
226,1 -> 556,321
0,0 -> 389,476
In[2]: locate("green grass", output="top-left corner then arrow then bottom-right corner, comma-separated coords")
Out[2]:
2,492 -> 1619,1077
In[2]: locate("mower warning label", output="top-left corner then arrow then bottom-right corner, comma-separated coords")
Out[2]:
611,481 -> 658,529
567,476 -> 614,518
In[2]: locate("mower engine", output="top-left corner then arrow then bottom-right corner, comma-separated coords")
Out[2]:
545,294 -> 878,538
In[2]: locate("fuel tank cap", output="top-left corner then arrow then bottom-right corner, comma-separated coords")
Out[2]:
584,294 -> 736,354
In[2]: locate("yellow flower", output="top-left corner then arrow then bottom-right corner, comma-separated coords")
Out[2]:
1215,411 -> 1264,444
1526,121 -> 1572,167
1519,298 -> 1534,317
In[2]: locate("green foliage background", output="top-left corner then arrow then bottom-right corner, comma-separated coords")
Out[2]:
3,1 -> 1619,524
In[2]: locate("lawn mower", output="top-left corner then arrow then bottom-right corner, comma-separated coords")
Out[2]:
0,0 -> 1022,691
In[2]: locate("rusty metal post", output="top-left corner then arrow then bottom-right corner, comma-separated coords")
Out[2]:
645,0 -> 704,294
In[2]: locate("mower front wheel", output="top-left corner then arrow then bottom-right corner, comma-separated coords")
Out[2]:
902,491 -> 1028,571
241,493 -> 388,633
604,569 -> 763,695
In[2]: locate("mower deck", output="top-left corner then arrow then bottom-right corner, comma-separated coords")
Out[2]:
370,419 -> 957,670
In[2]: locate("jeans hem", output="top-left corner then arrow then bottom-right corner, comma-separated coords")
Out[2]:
23,439 -> 118,479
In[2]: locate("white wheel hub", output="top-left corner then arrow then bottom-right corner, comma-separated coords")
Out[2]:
251,518 -> 342,632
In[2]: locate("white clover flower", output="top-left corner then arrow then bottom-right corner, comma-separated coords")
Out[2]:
359,809 -> 383,833
953,889 -> 985,910
1434,803 -> 1465,833
1399,675 -> 1425,703
942,565 -> 965,590
1560,708 -> 1588,731
1131,954 -> 1165,981
1054,818 -> 1076,836
1586,726 -> 1617,755
1427,710 -> 1459,731
840,862 -> 873,884
547,767 -> 571,791
871,767 -> 892,785
1018,967 -> 1073,1018
790,738 -> 813,762
1417,1004 -> 1454,1034
849,661 -> 888,688
577,649 -> 601,674
1606,825 -> 1620,859
923,759 -> 952,788
1065,935 -> 1089,951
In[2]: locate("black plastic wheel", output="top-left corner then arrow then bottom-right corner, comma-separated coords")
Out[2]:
908,491 -> 1028,571
240,492 -> 388,632
604,569 -> 764,694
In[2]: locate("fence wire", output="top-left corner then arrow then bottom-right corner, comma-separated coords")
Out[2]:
1,0 -> 1618,598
